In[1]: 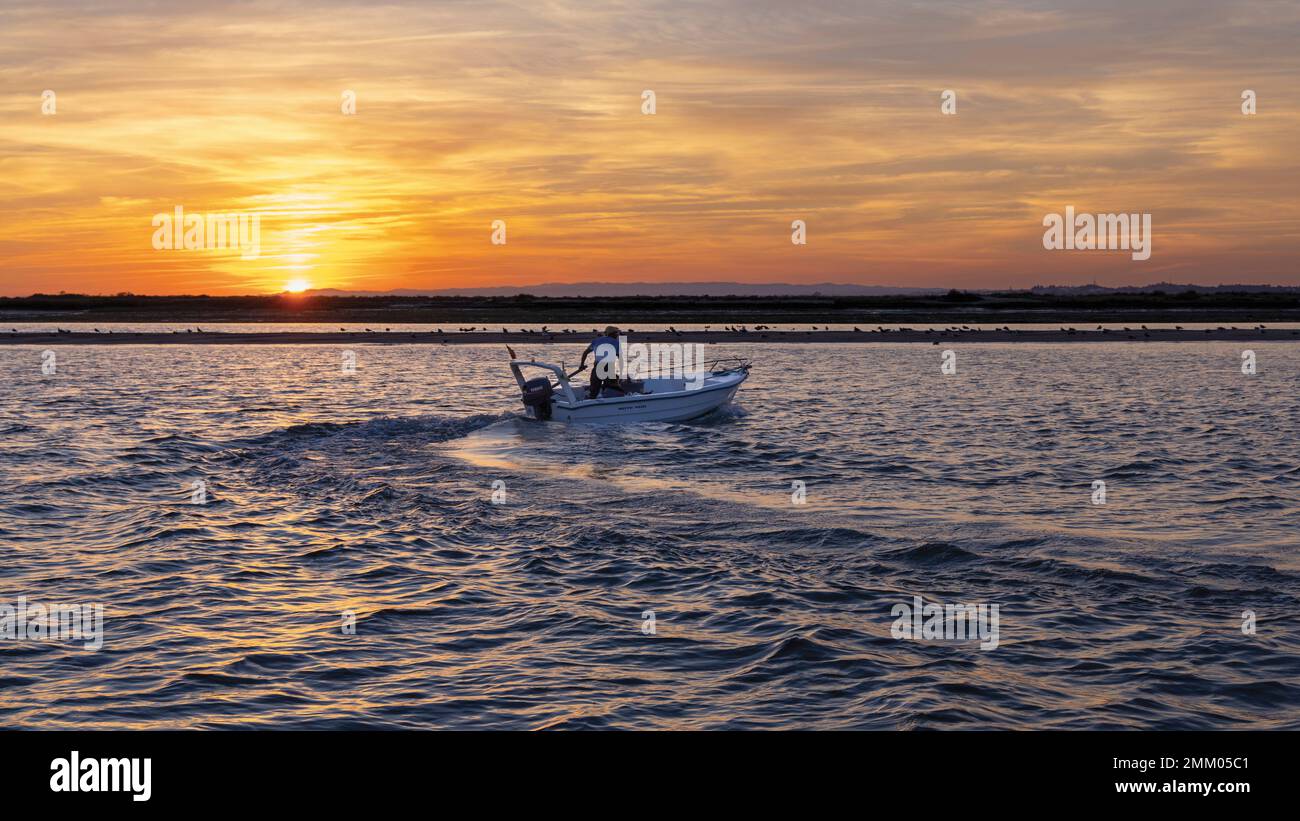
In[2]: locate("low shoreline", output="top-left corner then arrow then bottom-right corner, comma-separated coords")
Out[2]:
4,328 -> 1296,345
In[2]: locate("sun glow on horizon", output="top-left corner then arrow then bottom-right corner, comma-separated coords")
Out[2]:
283,277 -> 312,293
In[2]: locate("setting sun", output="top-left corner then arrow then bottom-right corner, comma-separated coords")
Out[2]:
283,278 -> 312,293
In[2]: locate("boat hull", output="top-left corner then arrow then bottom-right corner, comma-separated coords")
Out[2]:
510,359 -> 749,424
550,381 -> 741,423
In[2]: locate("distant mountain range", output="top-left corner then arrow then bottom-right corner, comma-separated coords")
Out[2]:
306,282 -> 946,297
1028,282 -> 1300,295
303,281 -> 1300,298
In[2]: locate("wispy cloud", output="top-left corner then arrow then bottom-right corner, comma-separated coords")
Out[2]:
1,0 -> 1297,294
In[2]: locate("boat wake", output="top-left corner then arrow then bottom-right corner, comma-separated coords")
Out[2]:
236,411 -> 516,449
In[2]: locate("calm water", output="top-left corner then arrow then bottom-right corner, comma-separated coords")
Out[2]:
2,341 -> 1298,729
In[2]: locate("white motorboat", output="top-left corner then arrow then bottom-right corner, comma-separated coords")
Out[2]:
509,358 -> 750,423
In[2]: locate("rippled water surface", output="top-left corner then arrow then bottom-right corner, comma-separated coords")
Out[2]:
2,341 -> 1298,729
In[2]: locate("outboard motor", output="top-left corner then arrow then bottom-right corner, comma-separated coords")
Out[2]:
521,377 -> 554,420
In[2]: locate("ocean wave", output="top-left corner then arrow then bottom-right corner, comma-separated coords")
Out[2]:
3,343 -> 1299,730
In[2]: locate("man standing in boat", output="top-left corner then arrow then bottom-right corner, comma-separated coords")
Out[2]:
579,326 -> 622,398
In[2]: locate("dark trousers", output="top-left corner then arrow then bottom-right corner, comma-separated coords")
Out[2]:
589,372 -> 619,399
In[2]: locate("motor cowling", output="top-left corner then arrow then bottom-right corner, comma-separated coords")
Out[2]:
521,377 -> 554,419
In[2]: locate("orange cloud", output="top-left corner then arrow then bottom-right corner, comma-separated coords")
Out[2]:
1,1 -> 1298,295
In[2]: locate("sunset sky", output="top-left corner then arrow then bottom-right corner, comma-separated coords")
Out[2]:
1,0 -> 1298,296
